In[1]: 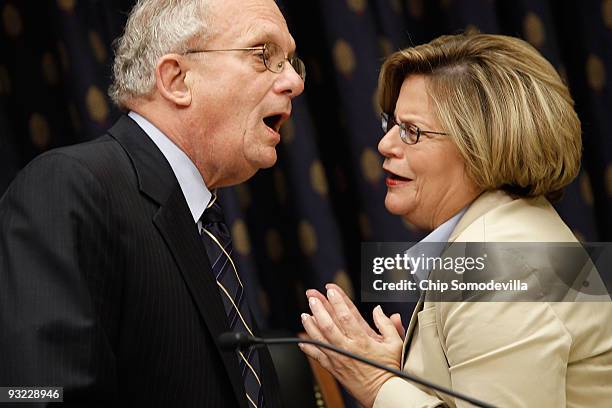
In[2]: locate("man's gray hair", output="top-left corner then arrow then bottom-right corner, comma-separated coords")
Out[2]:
109,0 -> 211,109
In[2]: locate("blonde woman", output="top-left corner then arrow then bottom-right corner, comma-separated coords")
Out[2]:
300,34 -> 612,407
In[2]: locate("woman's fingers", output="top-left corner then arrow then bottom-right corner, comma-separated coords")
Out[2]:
372,305 -> 402,341
327,288 -> 362,339
305,285 -> 402,344
390,313 -> 406,340
325,283 -> 381,339
299,315 -> 332,370
301,312 -> 326,343
305,287 -> 380,342
298,343 -> 331,369
308,296 -> 346,346
306,289 -> 337,321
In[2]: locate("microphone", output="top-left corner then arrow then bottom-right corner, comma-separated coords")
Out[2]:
218,332 -> 259,348
218,332 -> 495,408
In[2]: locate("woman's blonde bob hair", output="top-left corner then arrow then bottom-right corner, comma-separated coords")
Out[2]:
379,33 -> 581,201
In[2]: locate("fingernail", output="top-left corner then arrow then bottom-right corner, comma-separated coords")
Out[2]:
309,297 -> 318,306
301,313 -> 309,322
376,305 -> 383,314
328,289 -> 336,298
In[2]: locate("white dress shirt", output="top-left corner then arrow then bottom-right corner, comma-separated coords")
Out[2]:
128,111 -> 211,227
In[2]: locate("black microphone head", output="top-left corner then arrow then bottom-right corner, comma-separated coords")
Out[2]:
217,332 -> 258,350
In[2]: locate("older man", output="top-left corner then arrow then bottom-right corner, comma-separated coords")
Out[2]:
0,0 -> 304,406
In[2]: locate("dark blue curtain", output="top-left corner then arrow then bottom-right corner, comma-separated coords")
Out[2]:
1,0 -> 610,335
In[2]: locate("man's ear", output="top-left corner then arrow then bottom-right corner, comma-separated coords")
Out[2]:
155,54 -> 192,107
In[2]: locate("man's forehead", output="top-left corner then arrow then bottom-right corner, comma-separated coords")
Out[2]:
243,23 -> 295,50
211,0 -> 294,49
212,0 -> 283,26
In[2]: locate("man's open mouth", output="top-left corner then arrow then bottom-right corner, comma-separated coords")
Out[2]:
263,114 -> 284,133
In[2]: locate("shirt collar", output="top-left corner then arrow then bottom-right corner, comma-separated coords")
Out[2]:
421,206 -> 467,245
128,111 -> 211,223
406,207 -> 468,283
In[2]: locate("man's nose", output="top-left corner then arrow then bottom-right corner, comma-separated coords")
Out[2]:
275,63 -> 305,97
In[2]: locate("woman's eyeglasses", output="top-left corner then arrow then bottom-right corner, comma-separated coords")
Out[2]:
381,112 -> 448,144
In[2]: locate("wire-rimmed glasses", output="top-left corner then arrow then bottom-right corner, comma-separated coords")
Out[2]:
381,112 -> 448,144
184,42 -> 306,82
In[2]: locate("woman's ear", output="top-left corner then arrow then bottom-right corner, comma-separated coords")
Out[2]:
155,54 -> 192,107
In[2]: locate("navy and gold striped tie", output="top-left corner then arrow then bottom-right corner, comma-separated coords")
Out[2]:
200,195 -> 264,408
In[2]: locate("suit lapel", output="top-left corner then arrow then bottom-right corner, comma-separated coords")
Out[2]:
154,188 -> 248,408
108,115 -> 176,204
401,295 -> 424,369
109,115 -> 249,408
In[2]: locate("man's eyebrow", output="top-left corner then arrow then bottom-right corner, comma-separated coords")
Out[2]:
243,26 -> 275,44
246,33 -> 272,45
244,26 -> 296,54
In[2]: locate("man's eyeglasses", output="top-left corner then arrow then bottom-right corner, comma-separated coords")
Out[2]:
184,42 -> 306,82
381,112 -> 448,144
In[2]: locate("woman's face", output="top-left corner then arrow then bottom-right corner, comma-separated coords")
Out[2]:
378,74 -> 481,231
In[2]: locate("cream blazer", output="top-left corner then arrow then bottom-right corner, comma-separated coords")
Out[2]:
373,190 -> 612,407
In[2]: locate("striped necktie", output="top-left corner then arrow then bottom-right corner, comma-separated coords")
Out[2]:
200,195 -> 264,408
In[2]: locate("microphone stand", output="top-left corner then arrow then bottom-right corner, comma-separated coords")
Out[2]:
219,333 -> 496,408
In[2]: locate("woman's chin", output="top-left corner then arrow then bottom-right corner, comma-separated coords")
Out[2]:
384,196 -> 415,217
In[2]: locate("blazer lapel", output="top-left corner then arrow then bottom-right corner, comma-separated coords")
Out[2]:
109,115 -> 248,408
401,295 -> 424,369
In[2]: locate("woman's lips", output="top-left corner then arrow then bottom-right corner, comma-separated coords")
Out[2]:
385,176 -> 412,187
384,169 -> 412,186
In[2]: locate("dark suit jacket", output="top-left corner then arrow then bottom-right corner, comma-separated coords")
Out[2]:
0,115 -> 282,407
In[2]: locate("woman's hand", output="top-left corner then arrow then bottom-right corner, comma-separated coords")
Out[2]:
300,284 -> 405,408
